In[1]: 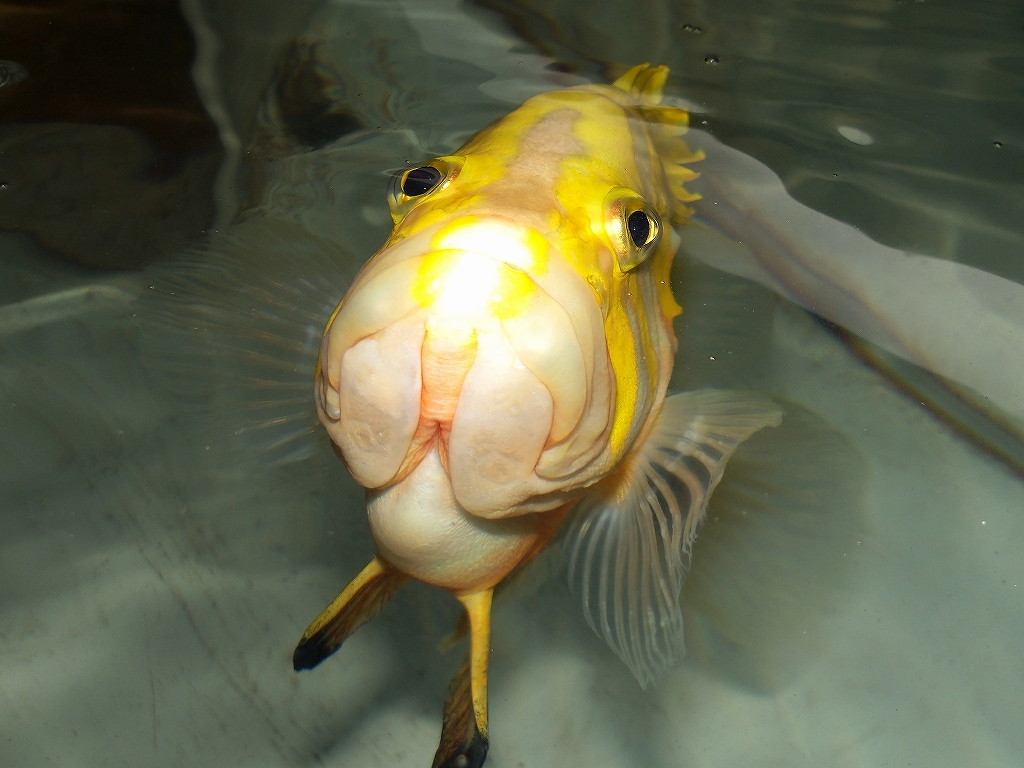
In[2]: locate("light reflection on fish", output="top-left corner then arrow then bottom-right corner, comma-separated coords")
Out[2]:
292,64 -> 782,768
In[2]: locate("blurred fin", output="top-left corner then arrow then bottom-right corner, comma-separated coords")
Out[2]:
566,389 -> 783,688
676,219 -> 782,290
140,217 -> 356,466
831,321 -> 1024,479
682,402 -> 867,693
0,284 -> 136,337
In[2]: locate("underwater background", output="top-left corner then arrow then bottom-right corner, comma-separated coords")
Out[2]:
1,1 -> 1022,766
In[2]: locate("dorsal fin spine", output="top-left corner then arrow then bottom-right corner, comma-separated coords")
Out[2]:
612,63 -> 669,105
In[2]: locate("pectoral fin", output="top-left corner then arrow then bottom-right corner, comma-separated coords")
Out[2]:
566,389 -> 783,688
433,589 -> 492,768
293,556 -> 407,671
682,402 -> 867,693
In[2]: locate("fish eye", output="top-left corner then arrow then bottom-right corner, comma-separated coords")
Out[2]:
604,189 -> 662,272
387,157 -> 464,222
402,166 -> 442,196
627,210 -> 653,248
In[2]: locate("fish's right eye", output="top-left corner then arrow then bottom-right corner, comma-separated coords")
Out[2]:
402,166 -> 442,196
388,156 -> 464,222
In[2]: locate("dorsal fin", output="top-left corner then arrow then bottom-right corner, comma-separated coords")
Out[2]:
612,63 -> 668,106
615,64 -> 706,224
639,104 -> 705,210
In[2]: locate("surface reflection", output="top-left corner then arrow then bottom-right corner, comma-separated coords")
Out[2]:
0,0 -> 221,268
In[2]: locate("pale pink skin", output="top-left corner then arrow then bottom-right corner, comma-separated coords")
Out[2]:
316,219 -> 613,594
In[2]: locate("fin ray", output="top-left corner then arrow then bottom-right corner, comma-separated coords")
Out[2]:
612,65 -> 704,222
682,403 -> 868,693
141,218 -> 356,466
613,63 -> 668,105
566,389 -> 783,687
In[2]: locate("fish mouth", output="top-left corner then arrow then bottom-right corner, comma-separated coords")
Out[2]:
316,217 -> 617,516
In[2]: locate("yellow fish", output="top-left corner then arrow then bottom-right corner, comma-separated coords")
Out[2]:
293,64 -> 782,768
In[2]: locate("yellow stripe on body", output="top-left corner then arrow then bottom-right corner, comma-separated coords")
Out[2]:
552,91 -> 671,459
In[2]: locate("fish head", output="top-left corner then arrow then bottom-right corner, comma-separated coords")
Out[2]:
314,80 -> 699,587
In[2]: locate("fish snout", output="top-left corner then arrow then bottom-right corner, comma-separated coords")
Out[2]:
317,222 -> 615,515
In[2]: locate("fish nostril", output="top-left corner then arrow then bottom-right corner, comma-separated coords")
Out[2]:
315,367 -> 341,420
323,382 -> 341,420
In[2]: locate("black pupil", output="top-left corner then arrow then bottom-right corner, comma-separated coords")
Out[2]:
402,166 -> 442,196
627,210 -> 651,247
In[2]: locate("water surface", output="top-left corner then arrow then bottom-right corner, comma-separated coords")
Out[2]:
1,1 -> 1022,766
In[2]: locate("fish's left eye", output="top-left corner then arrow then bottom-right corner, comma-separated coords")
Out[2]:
604,189 -> 662,272
627,210 -> 653,247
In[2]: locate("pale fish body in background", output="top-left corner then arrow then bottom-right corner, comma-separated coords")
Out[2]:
678,129 -> 1024,429
292,64 -> 781,768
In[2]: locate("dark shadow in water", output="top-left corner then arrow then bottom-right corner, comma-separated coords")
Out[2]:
0,0 -> 222,269
482,395 -> 867,768
273,40 -> 365,150
668,255 -> 869,694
